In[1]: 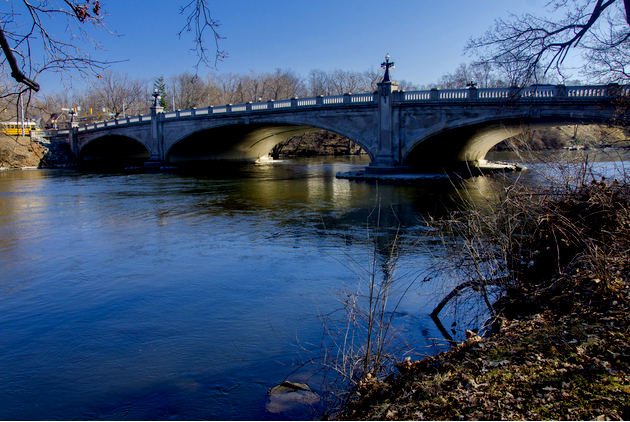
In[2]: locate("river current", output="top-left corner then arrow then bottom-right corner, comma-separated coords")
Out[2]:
0,152 -> 627,420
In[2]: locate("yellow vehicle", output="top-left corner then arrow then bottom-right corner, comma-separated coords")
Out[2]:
1,122 -> 37,136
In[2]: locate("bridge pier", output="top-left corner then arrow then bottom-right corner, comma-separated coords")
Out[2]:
145,96 -> 167,168
67,116 -> 79,155
366,80 -> 403,174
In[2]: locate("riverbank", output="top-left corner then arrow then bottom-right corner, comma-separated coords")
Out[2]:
338,172 -> 630,420
0,134 -> 77,169
341,276 -> 630,420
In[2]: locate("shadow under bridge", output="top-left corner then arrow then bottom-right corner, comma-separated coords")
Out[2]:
79,134 -> 151,166
166,123 -> 341,164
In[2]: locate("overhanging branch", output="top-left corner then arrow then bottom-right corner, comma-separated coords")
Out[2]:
0,27 -> 39,91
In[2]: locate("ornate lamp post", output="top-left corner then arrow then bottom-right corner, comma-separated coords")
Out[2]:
381,54 -> 395,83
152,88 -> 161,108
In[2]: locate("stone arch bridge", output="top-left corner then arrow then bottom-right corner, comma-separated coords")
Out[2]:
60,82 -> 629,173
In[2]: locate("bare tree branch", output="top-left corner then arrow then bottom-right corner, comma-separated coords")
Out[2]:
178,0 -> 227,70
465,0 -> 630,85
1,0 -> 227,94
0,0 -> 118,93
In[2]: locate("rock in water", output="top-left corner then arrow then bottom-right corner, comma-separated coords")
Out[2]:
266,381 -> 320,413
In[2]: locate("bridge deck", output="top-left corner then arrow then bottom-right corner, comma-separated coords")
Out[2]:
49,84 -> 626,136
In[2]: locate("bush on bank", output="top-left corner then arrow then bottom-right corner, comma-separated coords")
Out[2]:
337,156 -> 630,420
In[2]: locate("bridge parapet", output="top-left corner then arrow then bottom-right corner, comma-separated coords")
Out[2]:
77,114 -> 152,133
70,84 -> 626,136
72,93 -> 376,133
400,84 -> 627,102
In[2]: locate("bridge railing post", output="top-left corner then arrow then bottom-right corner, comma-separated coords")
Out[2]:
430,88 -> 439,100
291,97 -> 298,108
316,95 -> 323,106
555,85 -> 567,98
267,100 -> 274,110
226,104 -> 232,113
509,86 -> 521,99
246,102 -> 252,111
607,83 -> 621,98
468,86 -> 478,100
343,93 -> 351,104
68,120 -> 79,155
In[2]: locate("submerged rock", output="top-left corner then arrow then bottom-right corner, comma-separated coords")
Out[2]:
266,381 -> 320,414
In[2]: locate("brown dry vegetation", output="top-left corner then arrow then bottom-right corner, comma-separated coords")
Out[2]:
272,130 -> 364,158
337,160 -> 630,420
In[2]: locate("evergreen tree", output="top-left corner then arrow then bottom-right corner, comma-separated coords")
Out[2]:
154,75 -> 168,110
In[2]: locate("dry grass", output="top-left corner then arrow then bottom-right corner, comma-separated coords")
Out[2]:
337,153 -> 630,420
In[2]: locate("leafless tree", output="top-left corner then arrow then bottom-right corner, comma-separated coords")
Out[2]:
437,63 -> 473,89
265,68 -> 306,100
212,72 -> 241,105
469,62 -> 495,88
88,70 -> 148,118
169,71 -> 211,109
364,67 -> 383,91
308,69 -> 330,96
307,68 -> 385,96
239,70 -> 270,102
1,0 -> 225,94
465,0 -> 630,85
328,69 -> 367,94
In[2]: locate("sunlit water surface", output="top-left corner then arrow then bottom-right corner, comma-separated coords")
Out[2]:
0,152 -> 627,420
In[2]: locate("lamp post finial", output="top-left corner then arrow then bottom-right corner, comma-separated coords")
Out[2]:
380,54 -> 395,83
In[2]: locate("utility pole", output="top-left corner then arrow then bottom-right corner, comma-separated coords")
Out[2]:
20,95 -> 25,136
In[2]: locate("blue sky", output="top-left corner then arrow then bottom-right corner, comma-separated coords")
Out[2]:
33,0 -> 552,93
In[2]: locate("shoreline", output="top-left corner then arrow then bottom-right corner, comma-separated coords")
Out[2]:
336,170 -> 630,421
340,276 -> 630,420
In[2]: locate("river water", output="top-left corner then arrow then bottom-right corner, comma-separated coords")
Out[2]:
0,152 -> 627,420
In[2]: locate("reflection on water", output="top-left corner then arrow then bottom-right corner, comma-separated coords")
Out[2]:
0,157 -> 453,420
0,152 -> 628,420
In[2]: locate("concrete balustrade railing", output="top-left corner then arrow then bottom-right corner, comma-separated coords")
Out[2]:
273,100 -> 292,109
69,84 -> 627,135
77,114 -> 151,132
401,84 -> 625,102
439,89 -> 469,99
323,95 -> 344,105
477,88 -> 512,99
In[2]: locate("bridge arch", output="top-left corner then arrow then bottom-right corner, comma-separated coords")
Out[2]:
163,120 -> 373,164
78,134 -> 151,166
402,113 -> 619,171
